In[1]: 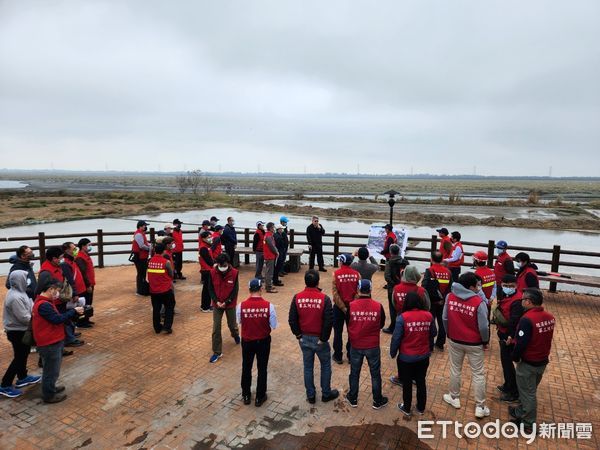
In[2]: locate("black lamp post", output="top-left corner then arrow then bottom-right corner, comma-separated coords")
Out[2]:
383,190 -> 400,227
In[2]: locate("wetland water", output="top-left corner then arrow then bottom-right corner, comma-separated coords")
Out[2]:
1,207 -> 598,294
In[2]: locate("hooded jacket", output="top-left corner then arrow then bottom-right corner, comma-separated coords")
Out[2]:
384,255 -> 409,288
5,254 -> 37,299
3,270 -> 34,331
442,282 -> 490,345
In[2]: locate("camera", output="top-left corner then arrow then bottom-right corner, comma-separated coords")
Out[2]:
83,305 -> 94,318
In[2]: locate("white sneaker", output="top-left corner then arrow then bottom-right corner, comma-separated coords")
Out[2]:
475,405 -> 490,418
443,393 -> 461,409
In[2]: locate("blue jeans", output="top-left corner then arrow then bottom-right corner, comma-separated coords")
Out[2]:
299,335 -> 333,398
37,341 -> 64,400
348,347 -> 382,403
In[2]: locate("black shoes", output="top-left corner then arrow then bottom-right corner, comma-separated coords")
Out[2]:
373,396 -> 389,410
500,393 -> 519,403
74,332 -> 82,337
78,323 -> 93,328
345,393 -> 357,408
163,329 -> 173,334
273,281 -> 284,287
54,385 -> 66,393
255,395 -> 267,407
508,406 -> 519,420
44,393 -> 67,404
307,396 -> 316,404
318,268 -> 327,272
332,356 -> 344,365
66,339 -> 85,347
243,394 -> 251,405
322,390 -> 339,403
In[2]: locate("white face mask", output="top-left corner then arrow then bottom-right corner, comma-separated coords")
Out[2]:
218,265 -> 228,272
170,243 -> 176,250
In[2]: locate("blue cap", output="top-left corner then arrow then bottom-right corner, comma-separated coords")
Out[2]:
337,253 -> 354,265
357,279 -> 372,293
249,278 -> 262,291
496,240 -> 508,249
280,216 -> 289,223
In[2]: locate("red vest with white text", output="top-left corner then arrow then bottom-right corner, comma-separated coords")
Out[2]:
334,265 -> 360,305
210,266 -> 239,308
446,292 -> 483,345
399,309 -> 433,356
147,254 -> 172,294
429,263 -> 451,295
475,266 -> 496,299
240,297 -> 272,341
348,298 -> 382,350
519,307 -> 555,363
393,282 -> 426,313
294,287 -> 326,336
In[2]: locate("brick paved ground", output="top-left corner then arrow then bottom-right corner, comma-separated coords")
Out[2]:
0,263 -> 598,450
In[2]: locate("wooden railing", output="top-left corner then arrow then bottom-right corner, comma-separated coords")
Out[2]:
1,228 -> 599,293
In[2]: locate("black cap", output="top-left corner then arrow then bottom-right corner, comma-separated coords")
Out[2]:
210,216 -> 219,222
200,231 -> 211,238
436,227 -> 449,235
451,231 -> 461,241
502,274 -> 517,283
38,278 -> 62,293
173,218 -> 183,225
202,220 -> 211,226
137,220 -> 149,228
215,225 -> 224,231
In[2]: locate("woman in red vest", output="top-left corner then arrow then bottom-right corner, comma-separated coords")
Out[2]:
147,242 -> 175,334
32,279 -> 83,403
514,252 -> 539,291
199,231 -> 215,312
75,238 -> 96,328
390,292 -> 436,416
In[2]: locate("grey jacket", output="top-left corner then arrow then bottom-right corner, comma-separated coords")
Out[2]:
442,282 -> 490,345
3,270 -> 34,331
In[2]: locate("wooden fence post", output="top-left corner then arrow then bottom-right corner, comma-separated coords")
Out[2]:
550,245 -> 561,293
38,232 -> 46,263
97,229 -> 105,268
487,240 -> 495,268
244,228 -> 250,265
333,230 -> 340,268
430,235 -> 437,254
289,229 -> 295,249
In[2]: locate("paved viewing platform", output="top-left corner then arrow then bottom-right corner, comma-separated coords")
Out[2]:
0,264 -> 598,449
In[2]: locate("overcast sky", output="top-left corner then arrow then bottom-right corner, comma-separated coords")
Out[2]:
1,1 -> 599,176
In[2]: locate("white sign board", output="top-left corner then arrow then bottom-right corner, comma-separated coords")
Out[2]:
367,225 -> 408,260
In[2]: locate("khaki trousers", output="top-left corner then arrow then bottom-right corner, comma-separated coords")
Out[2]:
448,340 -> 487,407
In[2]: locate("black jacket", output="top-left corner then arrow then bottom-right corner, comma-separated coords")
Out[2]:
5,255 -> 37,299
288,293 -> 334,342
306,224 -> 325,247
274,232 -> 286,253
384,256 -> 409,288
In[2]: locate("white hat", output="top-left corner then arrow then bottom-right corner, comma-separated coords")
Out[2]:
164,223 -> 173,230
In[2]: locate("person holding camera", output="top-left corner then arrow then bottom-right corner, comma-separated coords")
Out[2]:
147,242 -> 175,334
32,278 -> 84,403
306,216 -> 326,272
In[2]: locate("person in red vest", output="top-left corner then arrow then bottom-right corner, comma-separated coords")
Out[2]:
494,240 -> 514,300
199,231 -> 215,312
473,251 -> 497,308
345,279 -> 388,410
492,274 -> 524,403
509,288 -> 555,433
331,253 -> 360,364
444,231 -> 464,282
381,224 -> 397,260
382,244 -> 409,334
208,254 -> 240,363
390,292 -> 436,416
237,278 -> 278,407
263,222 -> 279,293
514,252 -> 539,292
389,266 -> 430,386
131,220 -> 151,295
288,270 -> 338,404
211,225 -> 224,259
171,219 -> 186,280
442,272 -> 491,419
60,242 -> 86,347
422,251 -> 452,351
253,221 -> 266,279
75,238 -> 96,328
436,227 -> 452,260
32,278 -> 83,403
147,242 -> 175,334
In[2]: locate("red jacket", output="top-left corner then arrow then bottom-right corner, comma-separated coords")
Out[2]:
393,282 -> 426,313
294,287 -> 326,336
75,250 -> 95,286
212,231 -> 223,258
240,296 -> 272,341
446,292 -> 484,345
429,263 -> 451,296
131,230 -> 149,260
172,229 -> 184,253
475,266 -> 496,299
519,307 -> 555,363
399,309 -> 433,356
439,235 -> 452,260
210,266 -> 239,308
382,231 -> 397,259
494,251 -> 513,282
39,260 -> 64,282
32,295 -> 66,347
199,240 -> 213,272
447,242 -> 464,268
333,265 -> 360,305
348,298 -> 382,350
147,255 -> 172,294
263,231 -> 277,260
63,257 -> 87,296
517,266 -> 539,291
254,228 -> 265,252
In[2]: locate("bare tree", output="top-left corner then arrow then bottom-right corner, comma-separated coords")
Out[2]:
187,170 -> 202,195
202,172 -> 213,195
175,174 -> 190,194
